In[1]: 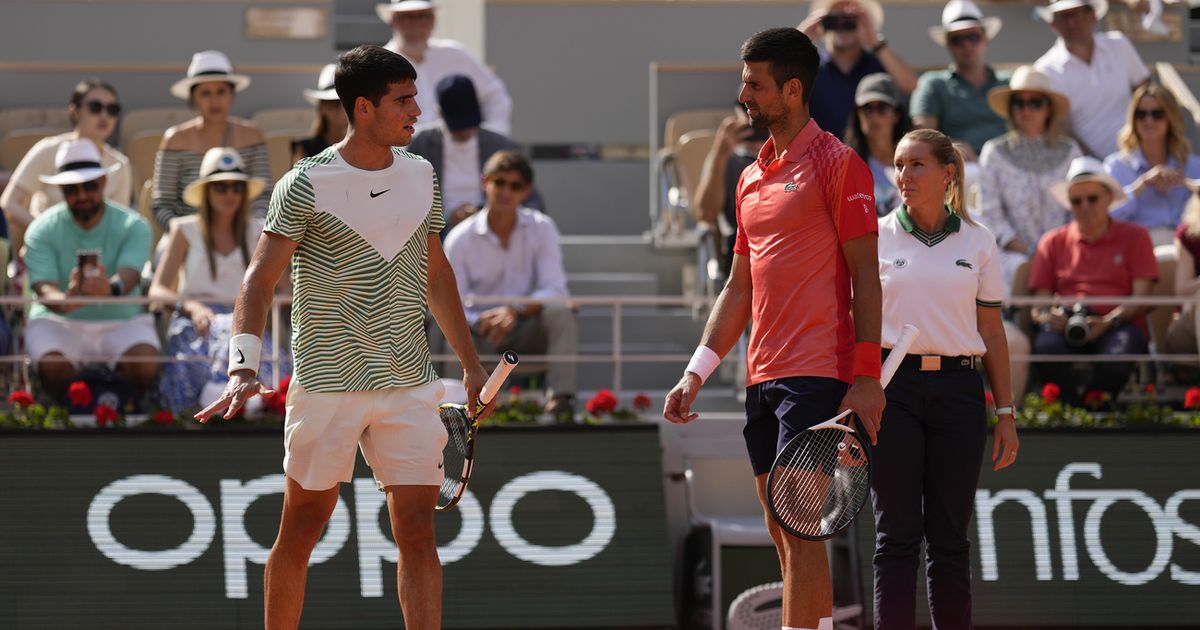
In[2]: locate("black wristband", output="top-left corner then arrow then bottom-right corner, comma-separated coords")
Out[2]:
870,38 -> 888,55
110,281 -> 122,296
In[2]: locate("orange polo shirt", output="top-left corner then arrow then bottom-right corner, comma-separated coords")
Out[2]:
734,119 -> 877,386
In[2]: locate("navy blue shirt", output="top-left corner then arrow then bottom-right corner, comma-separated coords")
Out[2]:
810,50 -> 886,140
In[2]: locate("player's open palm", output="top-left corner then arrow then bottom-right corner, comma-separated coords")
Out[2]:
194,371 -> 275,423
663,373 -> 702,424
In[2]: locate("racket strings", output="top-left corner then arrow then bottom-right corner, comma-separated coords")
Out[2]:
771,428 -> 869,538
438,409 -> 473,508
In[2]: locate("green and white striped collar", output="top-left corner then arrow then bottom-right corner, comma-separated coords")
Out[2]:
895,204 -> 960,247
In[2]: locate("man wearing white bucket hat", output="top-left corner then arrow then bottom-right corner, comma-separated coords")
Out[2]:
24,139 -> 158,402
1033,0 -> 1150,158
378,0 -> 513,134
195,46 -> 490,629
799,0 -> 918,140
1029,155 -> 1157,405
911,0 -> 1008,157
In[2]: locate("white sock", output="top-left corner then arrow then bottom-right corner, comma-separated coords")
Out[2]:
783,617 -> 832,630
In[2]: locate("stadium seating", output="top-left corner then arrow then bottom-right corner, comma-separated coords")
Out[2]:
117,107 -> 191,150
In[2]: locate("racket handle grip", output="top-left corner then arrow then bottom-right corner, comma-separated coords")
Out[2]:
479,350 -> 520,405
880,324 -> 920,389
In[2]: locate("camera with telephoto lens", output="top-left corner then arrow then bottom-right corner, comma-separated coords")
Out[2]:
1063,302 -> 1091,348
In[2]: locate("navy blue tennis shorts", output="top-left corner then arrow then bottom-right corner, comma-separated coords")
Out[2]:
744,375 -> 848,475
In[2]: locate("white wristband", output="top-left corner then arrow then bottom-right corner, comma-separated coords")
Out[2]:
685,345 -> 721,384
228,334 -> 262,376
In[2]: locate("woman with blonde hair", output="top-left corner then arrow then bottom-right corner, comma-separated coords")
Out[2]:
1104,83 -> 1200,350
150,147 -> 285,412
152,50 -> 272,230
873,128 -> 1018,629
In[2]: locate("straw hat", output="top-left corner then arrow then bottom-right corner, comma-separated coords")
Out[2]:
376,0 -> 435,24
303,64 -> 339,105
38,139 -> 119,186
810,0 -> 885,31
928,0 -> 1002,46
182,147 -> 266,209
171,51 -> 251,101
986,65 -> 1070,127
1050,156 -> 1127,212
1036,0 -> 1108,23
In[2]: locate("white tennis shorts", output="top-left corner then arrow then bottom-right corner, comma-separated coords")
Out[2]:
283,378 -> 448,491
25,314 -> 160,368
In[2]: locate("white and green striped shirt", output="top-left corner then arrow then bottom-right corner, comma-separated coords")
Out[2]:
265,146 -> 445,393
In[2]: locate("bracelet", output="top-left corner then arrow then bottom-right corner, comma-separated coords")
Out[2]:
229,333 -> 262,376
685,345 -> 721,384
852,341 -> 882,379
870,38 -> 888,55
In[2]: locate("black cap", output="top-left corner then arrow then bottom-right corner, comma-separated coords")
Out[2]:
436,74 -> 482,132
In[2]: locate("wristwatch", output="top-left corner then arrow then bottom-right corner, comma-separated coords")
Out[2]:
870,38 -> 888,55
994,405 -> 1016,416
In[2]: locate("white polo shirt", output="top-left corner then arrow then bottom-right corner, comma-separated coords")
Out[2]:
1034,31 -> 1149,158
878,207 -> 1004,357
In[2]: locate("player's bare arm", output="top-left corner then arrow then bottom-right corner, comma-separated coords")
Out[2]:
426,232 -> 494,422
663,252 -> 753,424
194,231 -> 296,422
839,233 -> 886,443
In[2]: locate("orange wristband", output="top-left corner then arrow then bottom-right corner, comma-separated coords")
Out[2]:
853,342 -> 882,379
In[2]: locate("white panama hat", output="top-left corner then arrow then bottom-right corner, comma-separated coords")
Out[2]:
38,139 -> 119,186
1050,156 -> 1128,212
376,0 -> 435,24
170,50 -> 251,101
1036,0 -> 1109,23
182,147 -> 266,209
928,0 -> 1002,46
303,64 -> 339,105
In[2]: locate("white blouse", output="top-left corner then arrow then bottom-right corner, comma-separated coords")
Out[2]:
169,215 -> 263,302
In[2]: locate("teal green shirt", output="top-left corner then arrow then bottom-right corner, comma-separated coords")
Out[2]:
910,66 -> 1009,155
25,201 -> 152,321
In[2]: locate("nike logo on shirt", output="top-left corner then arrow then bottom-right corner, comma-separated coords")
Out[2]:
369,189 -> 390,198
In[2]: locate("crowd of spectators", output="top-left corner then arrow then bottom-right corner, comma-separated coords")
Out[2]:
0,0 -> 1195,411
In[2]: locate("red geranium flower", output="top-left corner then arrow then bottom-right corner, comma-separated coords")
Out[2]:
68,381 -> 93,408
633,393 -> 653,412
1144,383 -> 1156,395
261,375 -> 292,415
586,389 -> 619,416
1083,390 -> 1108,409
94,404 -> 119,427
984,390 -> 995,409
509,385 -> 523,396
8,390 -> 34,407
1041,383 -> 1060,404
1185,387 -> 1200,410
152,410 -> 175,426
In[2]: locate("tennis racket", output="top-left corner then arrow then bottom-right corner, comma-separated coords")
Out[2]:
436,350 -> 519,511
766,324 -> 920,540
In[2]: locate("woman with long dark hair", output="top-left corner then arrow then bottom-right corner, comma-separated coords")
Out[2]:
844,72 -> 912,216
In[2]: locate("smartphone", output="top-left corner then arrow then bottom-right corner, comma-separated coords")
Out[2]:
821,12 -> 857,32
76,249 -> 100,278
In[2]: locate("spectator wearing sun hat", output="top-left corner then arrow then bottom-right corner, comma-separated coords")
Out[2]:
293,63 -> 349,162
910,0 -> 1008,158
153,50 -> 272,229
1029,155 -> 1156,405
378,0 -> 512,134
799,0 -> 919,140
407,74 -> 542,231
1033,0 -> 1150,158
151,147 -> 289,413
24,139 -> 158,403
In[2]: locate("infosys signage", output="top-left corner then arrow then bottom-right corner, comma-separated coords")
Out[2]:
856,431 -> 1200,627
0,428 -> 674,629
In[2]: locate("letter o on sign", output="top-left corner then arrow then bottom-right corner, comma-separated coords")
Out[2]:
87,474 -> 216,570
488,471 -> 616,567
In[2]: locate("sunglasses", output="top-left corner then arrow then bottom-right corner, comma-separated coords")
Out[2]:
83,100 -> 121,117
1134,108 -> 1166,121
488,177 -> 528,192
1069,194 -> 1103,207
61,180 -> 101,195
1010,96 -> 1048,111
209,181 -> 247,194
860,102 -> 894,115
948,31 -> 983,47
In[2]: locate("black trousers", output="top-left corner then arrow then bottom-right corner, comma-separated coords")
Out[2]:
869,364 -> 987,630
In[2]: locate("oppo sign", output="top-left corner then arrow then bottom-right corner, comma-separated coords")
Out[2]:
975,462 -> 1200,586
86,471 -> 616,599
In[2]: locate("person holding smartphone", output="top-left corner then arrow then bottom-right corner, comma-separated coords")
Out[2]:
693,102 -> 769,276
799,0 -> 918,141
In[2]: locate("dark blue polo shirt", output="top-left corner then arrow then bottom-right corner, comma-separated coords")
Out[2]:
810,49 -> 885,140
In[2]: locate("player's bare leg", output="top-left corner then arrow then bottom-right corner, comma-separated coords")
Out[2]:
756,474 -> 832,629
265,477 -> 341,630
387,485 -> 442,629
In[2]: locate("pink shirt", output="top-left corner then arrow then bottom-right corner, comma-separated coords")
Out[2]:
734,120 -> 877,386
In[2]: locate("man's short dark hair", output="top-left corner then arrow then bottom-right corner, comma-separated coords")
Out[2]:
740,28 -> 820,104
334,45 -> 418,124
482,150 -> 534,186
